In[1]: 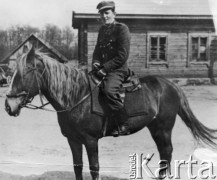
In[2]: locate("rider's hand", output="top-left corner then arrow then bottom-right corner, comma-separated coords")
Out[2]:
96,68 -> 107,78
92,62 -> 101,71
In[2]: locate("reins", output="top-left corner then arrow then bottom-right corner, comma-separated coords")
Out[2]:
25,93 -> 90,113
7,52 -> 103,113
24,68 -> 104,113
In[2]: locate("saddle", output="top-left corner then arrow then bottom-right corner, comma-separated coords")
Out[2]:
119,70 -> 142,103
89,70 -> 148,117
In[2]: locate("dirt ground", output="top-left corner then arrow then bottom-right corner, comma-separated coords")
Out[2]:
1,85 -> 217,180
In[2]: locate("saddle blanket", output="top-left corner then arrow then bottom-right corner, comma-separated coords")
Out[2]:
89,77 -> 148,117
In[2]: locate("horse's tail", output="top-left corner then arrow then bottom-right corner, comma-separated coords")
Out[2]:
178,87 -> 217,147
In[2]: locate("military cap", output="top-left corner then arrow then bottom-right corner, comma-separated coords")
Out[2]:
96,1 -> 115,12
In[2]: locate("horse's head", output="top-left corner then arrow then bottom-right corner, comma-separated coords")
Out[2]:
5,46 -> 44,116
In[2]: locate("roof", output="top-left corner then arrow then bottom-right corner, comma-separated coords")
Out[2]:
1,34 -> 68,63
72,0 -> 215,28
72,0 -> 212,15
73,13 -> 214,28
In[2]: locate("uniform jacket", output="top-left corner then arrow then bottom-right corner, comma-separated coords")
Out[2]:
92,21 -> 130,74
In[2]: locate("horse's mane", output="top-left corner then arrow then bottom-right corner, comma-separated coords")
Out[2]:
17,49 -> 89,108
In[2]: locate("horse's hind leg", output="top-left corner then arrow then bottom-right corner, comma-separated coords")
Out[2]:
147,116 -> 176,179
68,138 -> 83,180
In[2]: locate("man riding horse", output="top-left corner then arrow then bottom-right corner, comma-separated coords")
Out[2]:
92,1 -> 131,136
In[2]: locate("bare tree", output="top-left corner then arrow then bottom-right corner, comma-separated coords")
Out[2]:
0,24 -> 78,62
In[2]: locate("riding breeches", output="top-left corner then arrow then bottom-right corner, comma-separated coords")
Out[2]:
102,71 -> 128,111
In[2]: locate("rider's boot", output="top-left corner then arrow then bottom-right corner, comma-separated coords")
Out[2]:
111,108 -> 130,137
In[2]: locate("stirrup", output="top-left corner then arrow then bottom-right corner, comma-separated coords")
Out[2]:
111,125 -> 130,137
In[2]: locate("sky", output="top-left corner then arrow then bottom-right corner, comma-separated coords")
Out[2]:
0,0 -> 217,29
0,0 -> 102,29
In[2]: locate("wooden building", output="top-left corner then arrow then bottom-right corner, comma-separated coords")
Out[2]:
1,34 -> 68,71
72,0 -> 217,79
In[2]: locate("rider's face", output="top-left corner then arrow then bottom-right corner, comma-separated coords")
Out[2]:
99,9 -> 115,24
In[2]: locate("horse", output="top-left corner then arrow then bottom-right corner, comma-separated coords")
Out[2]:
5,46 -> 217,180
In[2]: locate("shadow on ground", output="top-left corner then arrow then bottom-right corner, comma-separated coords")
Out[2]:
0,171 -> 127,180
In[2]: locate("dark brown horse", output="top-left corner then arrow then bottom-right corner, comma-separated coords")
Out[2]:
5,46 -> 217,180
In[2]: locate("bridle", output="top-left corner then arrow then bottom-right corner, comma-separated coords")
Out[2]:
7,56 -> 103,113
6,57 -> 47,110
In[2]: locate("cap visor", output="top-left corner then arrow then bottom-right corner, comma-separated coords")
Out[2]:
98,6 -> 113,12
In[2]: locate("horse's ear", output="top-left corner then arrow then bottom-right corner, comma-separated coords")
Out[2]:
22,45 -> 29,53
26,46 -> 35,62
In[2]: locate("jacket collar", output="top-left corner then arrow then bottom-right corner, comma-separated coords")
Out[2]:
102,20 -> 117,29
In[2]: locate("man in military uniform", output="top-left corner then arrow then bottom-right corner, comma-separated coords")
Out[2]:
92,1 -> 131,136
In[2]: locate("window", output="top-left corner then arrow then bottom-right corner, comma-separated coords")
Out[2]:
149,35 -> 167,62
191,36 -> 208,62
188,33 -> 210,65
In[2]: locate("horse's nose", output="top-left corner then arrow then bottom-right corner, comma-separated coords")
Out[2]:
5,99 -> 12,115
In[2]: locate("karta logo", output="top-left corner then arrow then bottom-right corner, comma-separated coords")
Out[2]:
129,153 -> 216,179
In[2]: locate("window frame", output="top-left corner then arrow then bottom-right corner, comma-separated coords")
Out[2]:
187,32 -> 210,67
146,32 -> 169,68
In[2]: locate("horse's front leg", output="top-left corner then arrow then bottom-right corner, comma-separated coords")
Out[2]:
67,138 -> 83,180
84,138 -> 99,180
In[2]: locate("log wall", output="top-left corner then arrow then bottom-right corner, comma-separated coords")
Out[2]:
85,19 -> 216,78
